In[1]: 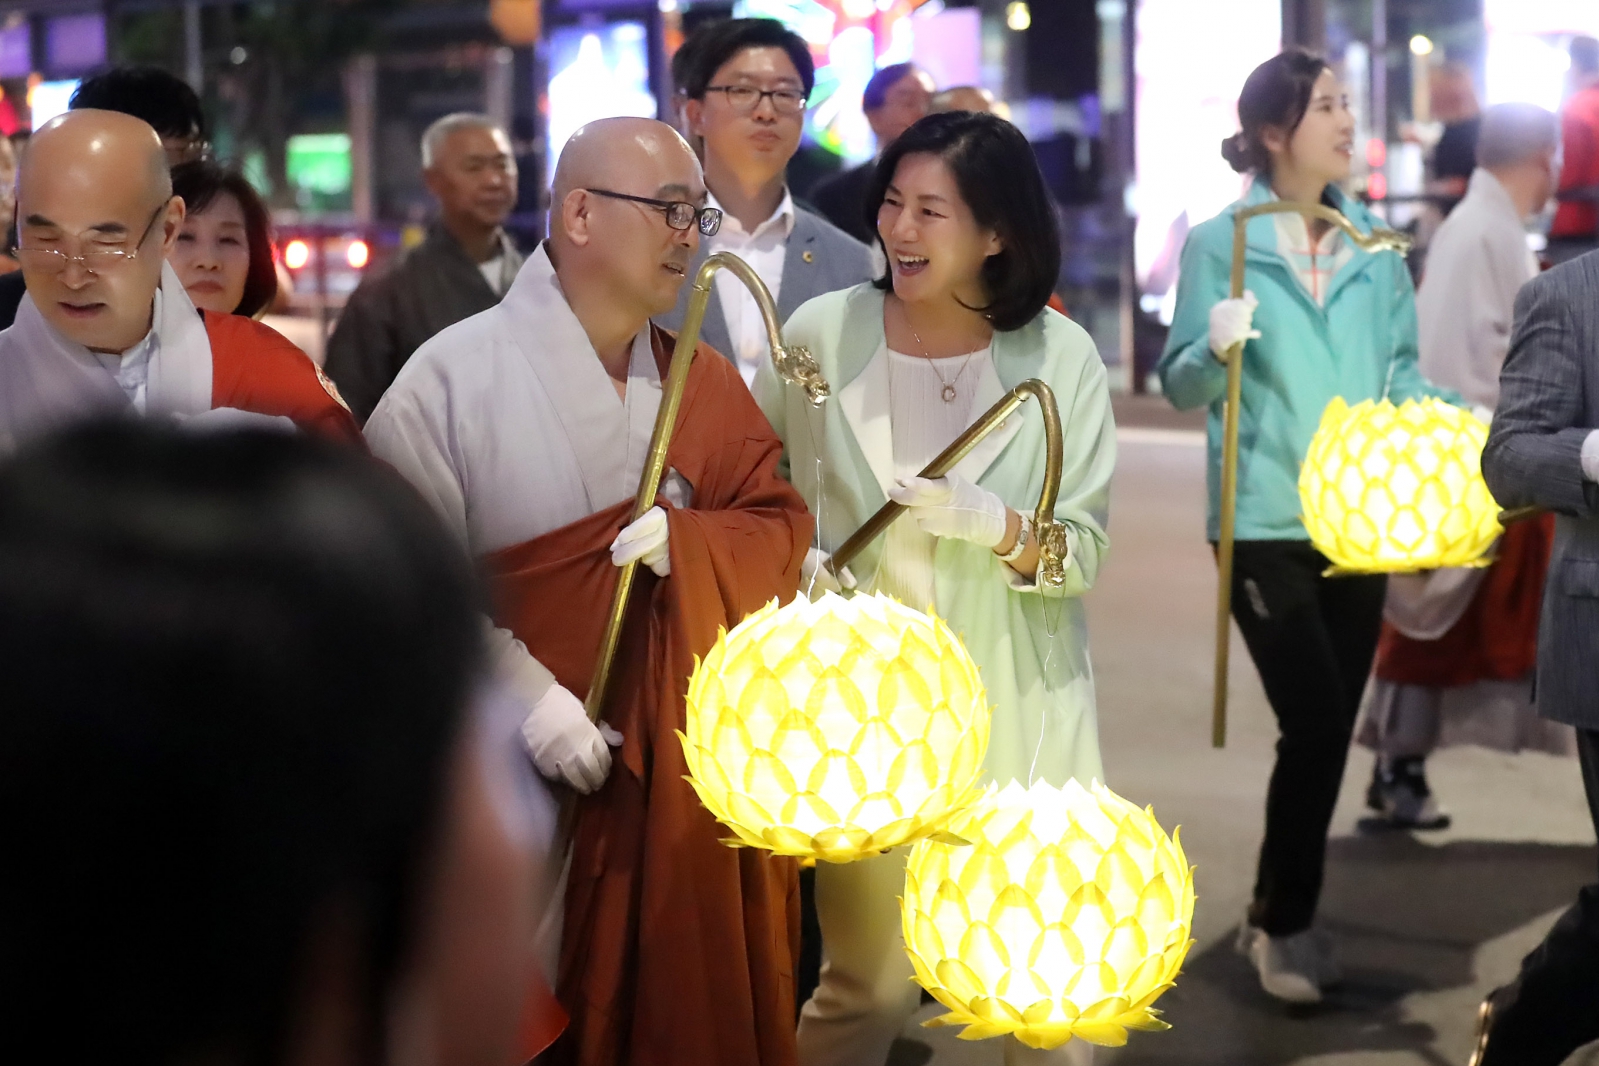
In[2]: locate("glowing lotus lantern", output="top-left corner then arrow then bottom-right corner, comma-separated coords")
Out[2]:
1299,397 -> 1501,573
680,592 -> 991,864
902,780 -> 1194,1050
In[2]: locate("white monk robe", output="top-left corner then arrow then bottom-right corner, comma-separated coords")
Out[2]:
0,262 -> 352,451
362,242 -> 691,710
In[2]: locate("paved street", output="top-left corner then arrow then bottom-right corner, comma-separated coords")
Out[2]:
892,411 -> 1598,1066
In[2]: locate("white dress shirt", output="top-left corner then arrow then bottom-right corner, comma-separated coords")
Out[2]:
706,188 -> 795,385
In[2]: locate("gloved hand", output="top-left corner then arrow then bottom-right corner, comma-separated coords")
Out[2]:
802,546 -> 857,597
1209,290 -> 1261,360
611,505 -> 670,577
888,474 -> 1008,549
520,682 -> 623,794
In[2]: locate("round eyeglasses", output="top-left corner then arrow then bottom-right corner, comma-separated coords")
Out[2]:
585,189 -> 723,236
18,203 -> 168,276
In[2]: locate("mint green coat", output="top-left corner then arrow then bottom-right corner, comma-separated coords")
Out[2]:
1157,178 -> 1449,542
755,284 -> 1116,789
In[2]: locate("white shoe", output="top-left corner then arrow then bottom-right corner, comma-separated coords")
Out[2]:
1236,922 -> 1323,1003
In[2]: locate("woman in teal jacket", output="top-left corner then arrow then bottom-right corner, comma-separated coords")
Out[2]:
1158,50 -> 1447,1005
758,111 -> 1114,1066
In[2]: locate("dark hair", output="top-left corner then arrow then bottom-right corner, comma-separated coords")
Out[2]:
674,18 -> 815,99
1221,49 -> 1330,174
69,66 -> 208,142
0,422 -> 483,1065
1573,36 -> 1599,76
172,160 -> 279,317
866,111 -> 1060,332
864,62 -> 923,112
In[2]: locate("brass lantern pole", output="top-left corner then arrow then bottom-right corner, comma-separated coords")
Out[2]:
828,379 -> 1071,590
583,251 -> 830,721
1209,201 -> 1411,747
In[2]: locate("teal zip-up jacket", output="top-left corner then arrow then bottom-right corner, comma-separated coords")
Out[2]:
1157,178 -> 1451,542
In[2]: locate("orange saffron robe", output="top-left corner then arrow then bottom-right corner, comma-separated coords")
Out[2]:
488,326 -> 810,1066
202,310 -> 362,445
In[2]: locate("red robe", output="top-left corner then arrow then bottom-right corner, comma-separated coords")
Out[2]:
487,325 -> 810,1066
202,311 -> 362,445
1374,514 -> 1555,687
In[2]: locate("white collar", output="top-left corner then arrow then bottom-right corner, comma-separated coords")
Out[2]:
93,287 -> 163,375
706,186 -> 796,241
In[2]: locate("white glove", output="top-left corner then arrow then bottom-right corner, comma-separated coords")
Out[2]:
801,546 -> 857,597
520,682 -> 623,794
887,474 -> 1009,549
610,506 -> 670,577
1209,290 -> 1261,359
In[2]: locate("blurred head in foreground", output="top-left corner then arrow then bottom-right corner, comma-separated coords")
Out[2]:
0,422 -> 540,1066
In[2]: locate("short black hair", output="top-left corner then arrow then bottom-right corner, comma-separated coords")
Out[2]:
1221,49 -> 1330,174
674,18 -> 815,100
69,65 -> 207,142
0,422 -> 482,1064
864,62 -> 923,112
866,111 -> 1061,332
172,160 -> 279,317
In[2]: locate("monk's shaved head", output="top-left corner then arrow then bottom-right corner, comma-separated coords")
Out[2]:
16,108 -> 186,355
22,109 -> 172,214
551,117 -> 699,218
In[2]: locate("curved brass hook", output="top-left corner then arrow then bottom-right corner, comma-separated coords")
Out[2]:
584,251 -> 831,721
828,378 -> 1070,590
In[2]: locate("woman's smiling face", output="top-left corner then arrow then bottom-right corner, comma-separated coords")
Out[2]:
876,151 -> 1002,309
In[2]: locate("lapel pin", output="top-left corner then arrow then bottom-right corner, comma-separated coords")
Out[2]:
802,250 -> 814,263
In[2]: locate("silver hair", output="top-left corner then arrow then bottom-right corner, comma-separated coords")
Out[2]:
420,112 -> 503,170
1476,103 -> 1560,170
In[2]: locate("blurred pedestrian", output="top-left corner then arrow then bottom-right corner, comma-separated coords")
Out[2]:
1361,103 -> 1568,830
0,65 -> 210,327
1158,50 -> 1452,1004
1546,36 -> 1599,263
1427,63 -> 1482,210
324,113 -> 523,423
167,160 -> 279,318
1473,204 -> 1599,1066
662,17 -> 871,386
810,62 -> 934,243
0,420 -> 560,1066
929,85 -> 1004,117
0,110 -> 358,450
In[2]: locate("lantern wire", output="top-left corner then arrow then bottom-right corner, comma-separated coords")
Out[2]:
1027,533 -> 1070,787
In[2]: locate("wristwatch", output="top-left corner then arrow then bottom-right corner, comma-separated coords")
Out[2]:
997,513 -> 1032,564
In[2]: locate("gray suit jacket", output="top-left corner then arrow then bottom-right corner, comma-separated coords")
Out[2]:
1482,251 -> 1599,731
657,205 -> 874,364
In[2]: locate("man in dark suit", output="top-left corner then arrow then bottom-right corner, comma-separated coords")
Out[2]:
661,17 -> 873,387
1476,251 -> 1599,1065
809,62 -> 935,244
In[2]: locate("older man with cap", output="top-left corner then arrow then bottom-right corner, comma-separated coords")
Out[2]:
325,112 -> 524,422
364,116 -> 811,1066
0,110 -> 358,450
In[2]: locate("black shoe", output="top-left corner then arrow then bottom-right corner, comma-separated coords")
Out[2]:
1468,984 -> 1511,1066
1367,756 -> 1452,831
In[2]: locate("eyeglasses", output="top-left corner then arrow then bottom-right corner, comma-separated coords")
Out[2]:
18,203 -> 169,276
704,85 -> 808,115
585,189 -> 723,236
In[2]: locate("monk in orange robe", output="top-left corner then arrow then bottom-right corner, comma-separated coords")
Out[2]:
0,108 -> 357,449
365,117 -> 810,1066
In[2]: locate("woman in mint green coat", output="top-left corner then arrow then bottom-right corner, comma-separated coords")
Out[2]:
756,112 -> 1114,1066
1157,51 -> 1448,1007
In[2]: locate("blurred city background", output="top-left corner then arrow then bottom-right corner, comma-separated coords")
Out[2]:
0,0 -> 1582,395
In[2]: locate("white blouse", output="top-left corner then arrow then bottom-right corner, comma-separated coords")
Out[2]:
877,344 -> 993,611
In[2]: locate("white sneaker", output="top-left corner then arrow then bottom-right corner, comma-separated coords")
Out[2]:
1236,922 -> 1323,1003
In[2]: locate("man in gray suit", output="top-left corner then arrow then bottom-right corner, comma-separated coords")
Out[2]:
661,18 -> 873,387
1476,253 -> 1599,1064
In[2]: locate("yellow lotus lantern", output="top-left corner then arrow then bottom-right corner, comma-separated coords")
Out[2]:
1299,397 -> 1500,573
902,780 -> 1194,1051
680,591 -> 991,864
